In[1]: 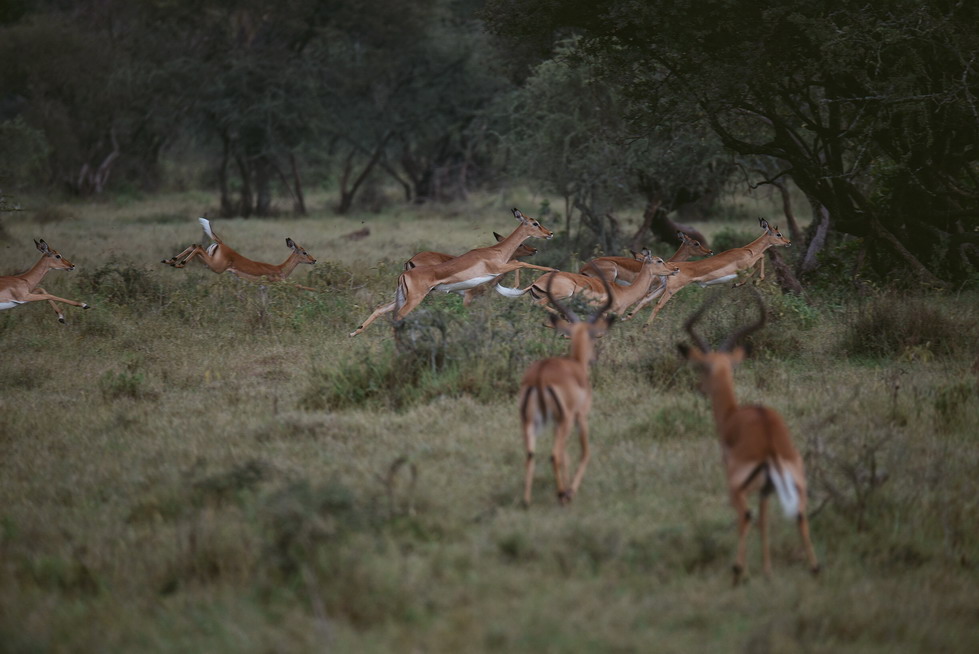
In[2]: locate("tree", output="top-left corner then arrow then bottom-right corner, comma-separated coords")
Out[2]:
485,0 -> 979,285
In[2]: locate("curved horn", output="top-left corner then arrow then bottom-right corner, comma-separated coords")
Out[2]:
719,287 -> 767,352
682,294 -> 719,353
544,274 -> 580,323
588,269 -> 614,323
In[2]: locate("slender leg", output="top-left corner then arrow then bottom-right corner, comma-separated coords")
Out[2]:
731,490 -> 752,585
19,291 -> 89,309
349,300 -> 396,336
34,286 -> 66,323
162,244 -> 198,265
642,288 -> 675,325
759,493 -> 772,577
522,400 -> 538,506
568,415 -> 591,500
551,418 -> 572,504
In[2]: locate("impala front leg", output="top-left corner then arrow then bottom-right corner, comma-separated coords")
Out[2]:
33,286 -> 67,323
506,261 -> 560,273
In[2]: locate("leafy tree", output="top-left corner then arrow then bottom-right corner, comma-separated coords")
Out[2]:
492,40 -> 729,254
485,0 -> 979,284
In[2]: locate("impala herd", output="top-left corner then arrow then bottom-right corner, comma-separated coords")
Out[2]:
2,207 -> 817,584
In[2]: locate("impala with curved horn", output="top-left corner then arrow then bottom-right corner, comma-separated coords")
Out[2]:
162,217 -> 317,290
0,239 -> 91,323
350,209 -> 558,336
518,272 -> 615,505
677,289 -> 819,585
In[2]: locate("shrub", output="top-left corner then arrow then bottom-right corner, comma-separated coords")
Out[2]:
841,293 -> 970,359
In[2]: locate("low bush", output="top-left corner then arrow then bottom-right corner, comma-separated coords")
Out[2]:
840,293 -> 971,359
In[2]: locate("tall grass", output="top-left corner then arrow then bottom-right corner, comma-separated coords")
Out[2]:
0,193 -> 977,652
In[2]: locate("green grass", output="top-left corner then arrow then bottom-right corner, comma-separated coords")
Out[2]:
1,192 -> 978,652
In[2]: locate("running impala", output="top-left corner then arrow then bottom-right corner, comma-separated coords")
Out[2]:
628,218 -> 790,324
495,249 -> 679,317
403,232 -> 538,306
162,217 -> 317,289
349,209 -> 558,336
0,239 -> 90,323
579,231 -> 713,285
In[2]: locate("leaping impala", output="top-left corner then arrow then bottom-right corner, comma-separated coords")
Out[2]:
627,218 -> 791,325
495,249 -> 679,317
579,231 -> 713,285
519,272 -> 615,506
349,208 -> 558,336
162,217 -> 317,290
404,232 -> 538,307
0,239 -> 91,323
678,289 -> 819,585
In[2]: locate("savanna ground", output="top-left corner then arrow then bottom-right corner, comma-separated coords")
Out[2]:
1,190 -> 978,653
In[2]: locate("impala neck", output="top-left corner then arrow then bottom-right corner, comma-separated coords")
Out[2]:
668,244 -> 695,262
706,365 -> 740,435
569,326 -> 595,368
742,233 -> 777,261
496,224 -> 533,260
276,251 -> 302,276
20,256 -> 56,288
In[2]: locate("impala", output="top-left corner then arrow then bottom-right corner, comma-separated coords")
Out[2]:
404,232 -> 538,306
579,231 -> 713,285
627,218 -> 791,324
349,208 -> 558,336
678,289 -> 819,585
0,239 -> 91,323
519,273 -> 615,505
495,249 -> 679,317
162,217 -> 317,289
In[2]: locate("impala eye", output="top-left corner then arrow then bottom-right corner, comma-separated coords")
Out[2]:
56,255 -> 61,259
533,221 -> 540,227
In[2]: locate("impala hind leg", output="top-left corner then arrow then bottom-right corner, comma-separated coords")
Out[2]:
349,300 -> 396,337
551,417 -> 573,504
162,244 -> 199,266
567,415 -> 591,501
731,490 -> 752,585
759,492 -> 772,577
522,397 -> 539,506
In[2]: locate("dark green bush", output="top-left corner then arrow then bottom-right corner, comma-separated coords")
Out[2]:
841,294 -> 970,358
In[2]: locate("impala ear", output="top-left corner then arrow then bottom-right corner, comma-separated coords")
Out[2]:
548,312 -> 572,334
512,208 -> 524,222
731,344 -> 750,363
35,239 -> 50,253
493,232 -> 505,242
759,217 -> 771,231
677,342 -> 691,359
286,238 -> 296,248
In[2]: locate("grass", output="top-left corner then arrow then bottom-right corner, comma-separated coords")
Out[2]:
1,191 -> 978,652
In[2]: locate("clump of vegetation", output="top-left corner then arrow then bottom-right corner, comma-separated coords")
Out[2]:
841,293 -> 971,358
301,298 -> 554,410
76,259 -> 165,308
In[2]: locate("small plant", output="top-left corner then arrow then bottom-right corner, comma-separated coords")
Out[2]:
841,293 -> 968,359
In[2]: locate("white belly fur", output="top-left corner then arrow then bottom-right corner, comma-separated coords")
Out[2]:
435,275 -> 497,293
0,300 -> 26,310
699,274 -> 737,287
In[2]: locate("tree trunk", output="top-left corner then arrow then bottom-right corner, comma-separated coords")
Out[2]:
774,178 -> 802,243
218,133 -> 235,217
798,197 -> 830,276
235,154 -> 253,218
289,153 -> 306,215
254,155 -> 272,217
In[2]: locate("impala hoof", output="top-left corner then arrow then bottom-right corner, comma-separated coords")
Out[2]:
811,563 -> 822,577
58,317 -> 66,324
82,304 -> 90,309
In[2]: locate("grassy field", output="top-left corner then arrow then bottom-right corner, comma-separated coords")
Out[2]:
1,191 -> 978,653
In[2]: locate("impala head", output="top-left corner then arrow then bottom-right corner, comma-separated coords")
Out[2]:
677,231 -> 713,256
494,231 -> 538,258
639,248 -> 680,276
677,289 -> 767,393
285,238 -> 316,264
35,239 -> 75,271
759,218 -> 791,247
512,208 -> 554,240
544,270 -> 615,351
